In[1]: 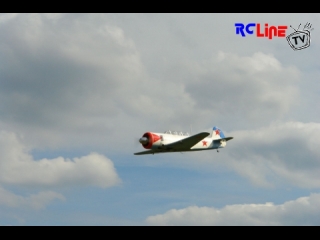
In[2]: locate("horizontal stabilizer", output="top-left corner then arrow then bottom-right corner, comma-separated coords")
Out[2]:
224,137 -> 233,141
213,137 -> 233,143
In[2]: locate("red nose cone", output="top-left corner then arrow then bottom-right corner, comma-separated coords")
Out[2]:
142,132 -> 160,149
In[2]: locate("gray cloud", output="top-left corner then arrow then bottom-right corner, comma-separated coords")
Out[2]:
0,14 -> 149,149
224,122 -> 320,188
1,14 -> 319,192
182,52 -> 300,127
0,13 -> 315,153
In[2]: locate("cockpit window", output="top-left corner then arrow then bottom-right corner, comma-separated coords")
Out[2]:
164,130 -> 189,136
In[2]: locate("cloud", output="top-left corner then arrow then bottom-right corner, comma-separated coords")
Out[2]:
0,13 -> 19,24
224,121 -> 320,188
0,14 -> 148,149
0,14 -> 313,189
146,193 -> 320,225
0,14 -> 303,151
0,131 -> 121,188
0,13 -> 318,225
181,52 -> 300,127
161,121 -> 320,189
0,187 -> 65,210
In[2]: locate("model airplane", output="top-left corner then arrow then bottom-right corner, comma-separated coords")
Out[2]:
134,126 -> 233,155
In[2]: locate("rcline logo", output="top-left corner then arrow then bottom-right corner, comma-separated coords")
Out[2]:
235,23 -> 288,39
286,23 -> 314,51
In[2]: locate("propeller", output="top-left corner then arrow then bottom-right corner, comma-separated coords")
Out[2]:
134,137 -> 141,147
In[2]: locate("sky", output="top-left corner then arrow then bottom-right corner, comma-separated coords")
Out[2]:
0,13 -> 320,225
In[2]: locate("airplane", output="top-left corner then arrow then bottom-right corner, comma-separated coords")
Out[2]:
134,126 -> 233,155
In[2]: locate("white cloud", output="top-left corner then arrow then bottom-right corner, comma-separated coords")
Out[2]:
0,187 -> 65,210
0,131 -> 121,188
146,193 -> 320,226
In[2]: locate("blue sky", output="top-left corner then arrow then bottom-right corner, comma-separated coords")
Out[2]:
0,13 -> 320,225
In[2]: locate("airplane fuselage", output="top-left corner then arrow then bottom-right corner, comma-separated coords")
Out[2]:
134,126 -> 233,155
142,132 -> 226,152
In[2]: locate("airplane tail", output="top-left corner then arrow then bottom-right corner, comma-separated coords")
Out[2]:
212,126 -> 225,139
212,126 -> 233,142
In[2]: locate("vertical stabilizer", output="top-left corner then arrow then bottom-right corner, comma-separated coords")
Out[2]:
212,126 -> 225,139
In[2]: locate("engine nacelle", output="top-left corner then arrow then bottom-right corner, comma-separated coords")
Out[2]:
140,132 -> 161,149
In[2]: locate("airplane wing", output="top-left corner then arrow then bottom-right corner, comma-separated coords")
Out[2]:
134,150 -> 158,155
165,132 -> 210,151
134,132 -> 210,155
